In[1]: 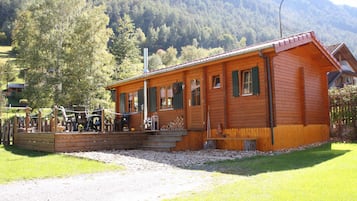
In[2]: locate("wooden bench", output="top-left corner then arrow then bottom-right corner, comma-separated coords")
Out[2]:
205,137 -> 257,151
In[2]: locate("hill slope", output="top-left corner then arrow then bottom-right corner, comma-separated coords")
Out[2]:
0,0 -> 356,56
104,0 -> 357,55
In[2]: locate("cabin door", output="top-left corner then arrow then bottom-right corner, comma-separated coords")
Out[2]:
186,72 -> 204,130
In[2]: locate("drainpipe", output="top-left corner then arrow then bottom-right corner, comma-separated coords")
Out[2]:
143,48 -> 149,123
259,51 -> 275,145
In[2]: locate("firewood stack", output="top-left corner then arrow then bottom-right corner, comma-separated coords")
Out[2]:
161,116 -> 184,131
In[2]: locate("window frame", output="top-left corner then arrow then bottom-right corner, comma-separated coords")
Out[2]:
128,91 -> 139,113
159,85 -> 174,110
242,69 -> 253,96
191,79 -> 201,106
212,75 -> 221,89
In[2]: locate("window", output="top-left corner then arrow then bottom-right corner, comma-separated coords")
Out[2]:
160,85 -> 173,109
212,75 -> 221,89
232,66 -> 259,97
173,82 -> 183,109
128,92 -> 138,112
242,70 -> 252,95
191,79 -> 200,106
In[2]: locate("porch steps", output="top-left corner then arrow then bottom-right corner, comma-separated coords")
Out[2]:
141,130 -> 187,151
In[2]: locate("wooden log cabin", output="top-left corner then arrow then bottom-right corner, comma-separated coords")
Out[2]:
107,31 -> 341,151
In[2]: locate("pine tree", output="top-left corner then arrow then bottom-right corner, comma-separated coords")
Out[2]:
110,14 -> 142,80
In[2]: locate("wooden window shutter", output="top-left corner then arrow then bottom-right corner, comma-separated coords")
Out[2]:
138,88 -> 144,112
232,70 -> 239,97
173,82 -> 183,109
149,87 -> 157,112
110,90 -> 116,102
252,66 -> 260,95
120,93 -> 126,113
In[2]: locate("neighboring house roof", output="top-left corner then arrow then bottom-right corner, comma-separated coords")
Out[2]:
107,31 -> 341,89
2,83 -> 25,93
327,43 -> 357,87
7,83 -> 25,89
327,43 -> 357,72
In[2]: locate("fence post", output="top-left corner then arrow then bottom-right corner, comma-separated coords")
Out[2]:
0,119 -> 2,145
6,121 -> 10,145
13,115 -> 18,144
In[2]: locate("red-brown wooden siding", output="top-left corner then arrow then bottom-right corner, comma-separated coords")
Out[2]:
225,56 -> 269,128
273,46 -> 331,125
206,64 -> 225,130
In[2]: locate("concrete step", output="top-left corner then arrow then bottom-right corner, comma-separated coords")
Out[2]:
142,141 -> 177,147
145,135 -> 182,142
141,130 -> 187,151
141,146 -> 171,152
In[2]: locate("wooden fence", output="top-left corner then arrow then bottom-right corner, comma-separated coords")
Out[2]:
0,120 -> 13,145
329,88 -> 357,139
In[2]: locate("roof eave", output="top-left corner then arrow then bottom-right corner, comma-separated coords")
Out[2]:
106,43 -> 275,89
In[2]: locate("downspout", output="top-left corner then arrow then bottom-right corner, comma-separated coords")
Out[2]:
143,48 -> 149,123
259,51 -> 275,145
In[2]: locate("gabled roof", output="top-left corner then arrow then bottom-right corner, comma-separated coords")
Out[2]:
326,43 -> 357,72
107,31 -> 340,89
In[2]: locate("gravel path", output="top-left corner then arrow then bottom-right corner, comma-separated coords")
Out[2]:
0,149 -> 262,201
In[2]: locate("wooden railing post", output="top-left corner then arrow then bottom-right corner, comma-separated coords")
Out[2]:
13,115 -> 18,141
51,106 -> 58,133
38,109 -> 42,132
25,106 -> 31,133
101,108 -> 105,133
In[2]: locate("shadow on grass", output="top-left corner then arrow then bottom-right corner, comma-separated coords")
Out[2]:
3,145 -> 51,157
189,143 -> 350,176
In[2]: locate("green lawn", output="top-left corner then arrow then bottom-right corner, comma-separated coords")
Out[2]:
0,145 -> 123,184
169,143 -> 357,201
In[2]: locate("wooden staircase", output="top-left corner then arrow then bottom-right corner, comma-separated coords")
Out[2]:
141,130 -> 187,151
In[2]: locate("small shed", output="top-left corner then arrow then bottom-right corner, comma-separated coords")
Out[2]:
107,31 -> 340,151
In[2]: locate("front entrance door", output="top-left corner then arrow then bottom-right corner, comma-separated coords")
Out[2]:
186,71 -> 204,130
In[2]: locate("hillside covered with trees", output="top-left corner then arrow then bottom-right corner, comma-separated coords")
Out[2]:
0,0 -> 356,108
1,0 -> 356,54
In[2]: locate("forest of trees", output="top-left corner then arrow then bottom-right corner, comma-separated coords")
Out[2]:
0,0 -> 356,109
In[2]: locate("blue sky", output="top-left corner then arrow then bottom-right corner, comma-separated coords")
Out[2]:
329,0 -> 357,7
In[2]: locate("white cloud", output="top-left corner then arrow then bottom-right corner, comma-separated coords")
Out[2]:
329,0 -> 357,7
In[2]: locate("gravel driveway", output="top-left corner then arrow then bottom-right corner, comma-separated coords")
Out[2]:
0,149 -> 261,201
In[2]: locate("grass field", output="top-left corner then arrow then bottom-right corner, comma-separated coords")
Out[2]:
0,145 -> 123,184
0,45 -> 22,84
0,45 -> 14,65
169,143 -> 357,201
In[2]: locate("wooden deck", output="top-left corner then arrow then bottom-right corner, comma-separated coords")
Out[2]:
14,132 -> 150,152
